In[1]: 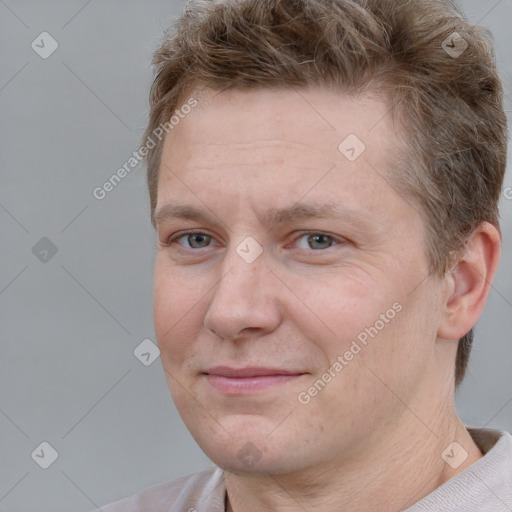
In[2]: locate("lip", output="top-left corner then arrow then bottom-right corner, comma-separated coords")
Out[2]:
205,366 -> 305,377
203,366 -> 307,394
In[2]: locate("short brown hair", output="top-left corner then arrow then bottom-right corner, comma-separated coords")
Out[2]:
142,0 -> 508,387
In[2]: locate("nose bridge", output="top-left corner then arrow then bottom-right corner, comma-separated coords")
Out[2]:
216,234 -> 267,301
221,257 -> 260,303
211,245 -> 266,312
203,242 -> 279,339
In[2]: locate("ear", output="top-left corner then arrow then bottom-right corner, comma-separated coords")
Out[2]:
437,222 -> 501,341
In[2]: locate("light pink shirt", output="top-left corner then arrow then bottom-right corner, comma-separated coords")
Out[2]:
97,428 -> 512,512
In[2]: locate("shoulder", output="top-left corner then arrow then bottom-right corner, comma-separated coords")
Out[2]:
96,466 -> 225,512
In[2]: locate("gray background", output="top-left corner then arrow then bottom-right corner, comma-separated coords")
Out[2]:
0,0 -> 511,510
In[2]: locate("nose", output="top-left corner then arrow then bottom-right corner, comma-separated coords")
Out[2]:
203,248 -> 281,341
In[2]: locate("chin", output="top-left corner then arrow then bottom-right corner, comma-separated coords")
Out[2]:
192,426 -> 312,476
209,449 -> 300,476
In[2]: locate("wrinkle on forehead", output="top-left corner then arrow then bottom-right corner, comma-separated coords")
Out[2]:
166,138 -> 338,174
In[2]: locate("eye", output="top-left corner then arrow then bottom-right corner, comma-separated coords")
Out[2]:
170,231 -> 215,249
293,232 -> 341,250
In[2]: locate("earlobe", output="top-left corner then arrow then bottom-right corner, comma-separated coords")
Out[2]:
438,222 -> 501,341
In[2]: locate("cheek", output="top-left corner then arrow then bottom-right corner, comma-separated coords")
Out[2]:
285,272 -> 394,355
286,271 -> 428,408
153,263 -> 208,366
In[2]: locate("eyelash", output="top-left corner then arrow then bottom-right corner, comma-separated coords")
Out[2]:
165,230 -> 344,252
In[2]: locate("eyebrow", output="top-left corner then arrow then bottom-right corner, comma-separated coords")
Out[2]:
154,201 -> 375,231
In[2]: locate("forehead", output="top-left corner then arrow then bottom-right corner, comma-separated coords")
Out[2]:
156,86 -> 407,221
163,86 -> 398,168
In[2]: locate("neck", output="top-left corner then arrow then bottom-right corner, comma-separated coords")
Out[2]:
224,402 -> 482,512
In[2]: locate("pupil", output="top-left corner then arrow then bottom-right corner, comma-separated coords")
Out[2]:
310,234 -> 330,249
191,234 -> 207,247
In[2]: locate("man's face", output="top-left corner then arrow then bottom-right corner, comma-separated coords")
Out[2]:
153,86 -> 447,473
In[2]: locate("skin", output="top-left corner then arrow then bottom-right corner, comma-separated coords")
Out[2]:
152,86 -> 501,512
